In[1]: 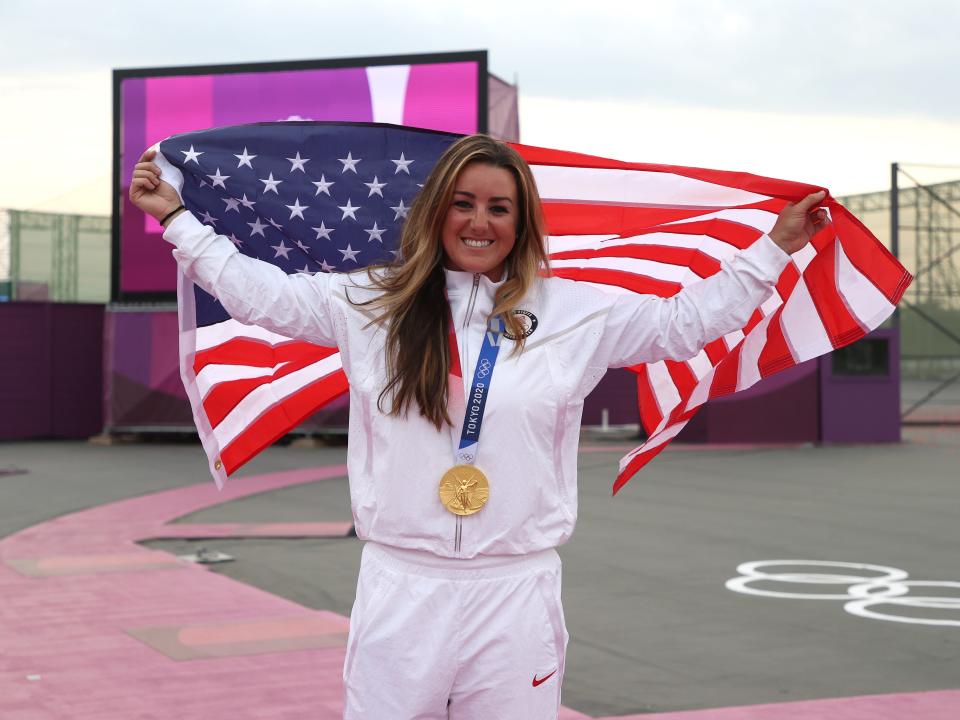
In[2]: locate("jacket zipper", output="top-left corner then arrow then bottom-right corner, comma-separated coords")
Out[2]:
454,274 -> 481,555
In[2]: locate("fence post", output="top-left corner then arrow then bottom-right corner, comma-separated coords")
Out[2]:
891,162 -> 899,327
9,210 -> 20,301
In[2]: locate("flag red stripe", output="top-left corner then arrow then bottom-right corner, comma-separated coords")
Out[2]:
194,338 -> 336,374
709,342 -> 744,398
757,307 -> 796,377
551,267 -> 681,297
831,203 -> 913,303
776,262 -> 800,299
220,370 -> 350,475
542,206 -> 769,251
446,307 -> 462,378
742,308 -> 764,336
636,219 -> 762,250
634,365 -> 663,436
704,338 -> 728,366
550,244 -> 722,279
802,242 -> 866,348
613,436 -> 675,495
665,360 -> 698,403
202,356 -> 341,429
742,198 -> 790,214
542,203 -> 712,235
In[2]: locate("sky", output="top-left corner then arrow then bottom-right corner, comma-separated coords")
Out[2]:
2,0 -> 959,215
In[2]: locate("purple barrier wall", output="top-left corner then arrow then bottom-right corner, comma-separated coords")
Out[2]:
819,327 -> 900,443
104,308 -> 349,431
104,308 -> 192,428
678,360 -> 821,444
0,303 -> 104,439
582,369 -> 640,426
103,309 -> 900,446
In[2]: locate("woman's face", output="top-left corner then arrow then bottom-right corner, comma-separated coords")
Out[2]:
441,162 -> 518,282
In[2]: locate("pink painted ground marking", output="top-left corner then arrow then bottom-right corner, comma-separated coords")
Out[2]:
2,461 -> 956,718
178,616 -> 347,646
144,520 -> 354,540
6,551 -> 185,577
0,464 -> 353,719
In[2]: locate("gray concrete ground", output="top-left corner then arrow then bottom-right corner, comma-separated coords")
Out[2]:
2,429 -> 959,716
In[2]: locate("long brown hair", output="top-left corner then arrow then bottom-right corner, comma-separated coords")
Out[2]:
360,134 -> 550,430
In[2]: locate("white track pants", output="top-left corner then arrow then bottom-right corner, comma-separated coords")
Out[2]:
343,542 -> 568,719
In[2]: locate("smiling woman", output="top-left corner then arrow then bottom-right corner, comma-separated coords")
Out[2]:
129,129 -> 828,719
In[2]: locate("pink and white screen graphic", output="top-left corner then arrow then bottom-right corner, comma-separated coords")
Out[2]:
119,59 -> 481,295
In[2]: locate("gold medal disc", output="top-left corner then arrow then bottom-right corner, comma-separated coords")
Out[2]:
439,464 -> 490,516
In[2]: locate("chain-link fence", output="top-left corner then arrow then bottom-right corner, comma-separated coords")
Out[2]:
840,166 -> 960,423
0,209 -> 110,303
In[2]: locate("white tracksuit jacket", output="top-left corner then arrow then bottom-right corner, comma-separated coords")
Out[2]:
165,211 -> 790,559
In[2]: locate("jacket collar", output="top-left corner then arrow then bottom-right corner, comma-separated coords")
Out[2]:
443,267 -> 507,296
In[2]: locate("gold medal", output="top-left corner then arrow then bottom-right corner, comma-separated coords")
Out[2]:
439,464 -> 490,516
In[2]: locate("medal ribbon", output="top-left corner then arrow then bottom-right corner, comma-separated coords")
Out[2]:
447,309 -> 505,466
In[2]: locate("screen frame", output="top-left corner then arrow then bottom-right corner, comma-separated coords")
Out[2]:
111,49 -> 488,303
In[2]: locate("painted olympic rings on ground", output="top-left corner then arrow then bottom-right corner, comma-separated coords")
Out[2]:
725,560 -> 909,600
726,560 -> 960,627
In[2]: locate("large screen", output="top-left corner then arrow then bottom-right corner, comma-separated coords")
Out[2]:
112,51 -> 487,301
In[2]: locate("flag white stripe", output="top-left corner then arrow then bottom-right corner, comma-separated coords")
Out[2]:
645,361 -> 681,420
546,234 -> 620,251
736,313 -> 775,391
791,243 -> 817,273
723,329 -> 745,348
686,349 -> 714,381
531,165 -> 770,207
549,257 -> 691,283
211,354 -> 343,449
195,318 -> 301,352
548,232 -> 742,262
684,363 -> 717,413
760,293 -> 784,317
196,363 -> 287,401
780,279 -> 833,363
662,208 -> 778,233
619,419 -> 687,468
836,242 -> 893,329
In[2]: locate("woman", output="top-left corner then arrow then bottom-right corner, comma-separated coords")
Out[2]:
131,134 -> 825,719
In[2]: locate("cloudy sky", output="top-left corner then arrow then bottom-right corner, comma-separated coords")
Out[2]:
2,0 -> 958,214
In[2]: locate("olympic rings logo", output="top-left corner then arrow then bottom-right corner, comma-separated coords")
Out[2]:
726,560 -> 960,627
477,358 -> 492,379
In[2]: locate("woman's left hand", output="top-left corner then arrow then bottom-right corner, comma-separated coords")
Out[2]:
768,190 -> 828,255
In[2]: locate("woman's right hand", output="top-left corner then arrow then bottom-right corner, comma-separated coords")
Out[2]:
129,148 -> 182,223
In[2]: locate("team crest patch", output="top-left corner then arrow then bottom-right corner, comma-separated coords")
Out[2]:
503,310 -> 538,340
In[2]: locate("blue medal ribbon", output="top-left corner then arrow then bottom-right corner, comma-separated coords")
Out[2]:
455,315 -> 504,465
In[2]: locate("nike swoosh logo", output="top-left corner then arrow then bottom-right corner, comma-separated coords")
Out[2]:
532,669 -> 557,687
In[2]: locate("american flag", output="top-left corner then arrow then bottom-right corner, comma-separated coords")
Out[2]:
155,122 -> 911,492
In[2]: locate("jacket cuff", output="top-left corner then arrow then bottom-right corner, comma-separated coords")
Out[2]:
162,209 -> 232,259
742,233 -> 791,280
162,208 -> 202,245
